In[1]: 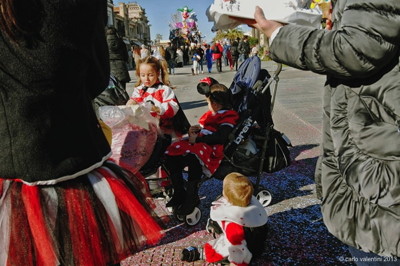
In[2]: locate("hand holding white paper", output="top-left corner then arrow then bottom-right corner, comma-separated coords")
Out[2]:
206,0 -> 322,31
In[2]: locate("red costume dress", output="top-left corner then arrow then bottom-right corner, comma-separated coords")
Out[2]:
165,110 -> 239,176
204,196 -> 268,265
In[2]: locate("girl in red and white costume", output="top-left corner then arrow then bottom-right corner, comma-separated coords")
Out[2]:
164,83 -> 239,215
181,172 -> 268,265
127,56 -> 179,136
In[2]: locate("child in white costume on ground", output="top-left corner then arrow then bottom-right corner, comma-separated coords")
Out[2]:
181,172 -> 268,265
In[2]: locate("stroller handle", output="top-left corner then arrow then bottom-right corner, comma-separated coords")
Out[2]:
261,63 -> 282,113
274,63 -> 283,77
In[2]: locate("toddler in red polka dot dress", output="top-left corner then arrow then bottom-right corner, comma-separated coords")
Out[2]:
164,83 -> 239,216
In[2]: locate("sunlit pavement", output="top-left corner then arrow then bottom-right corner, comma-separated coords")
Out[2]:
122,61 -> 354,265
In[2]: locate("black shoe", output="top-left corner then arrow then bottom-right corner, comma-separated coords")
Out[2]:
176,180 -> 200,215
166,194 -> 185,208
175,196 -> 200,215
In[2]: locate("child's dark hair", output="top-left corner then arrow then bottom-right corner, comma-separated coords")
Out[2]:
207,84 -> 232,110
135,56 -> 170,86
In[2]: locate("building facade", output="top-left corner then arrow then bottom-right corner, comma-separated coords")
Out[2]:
110,2 -> 151,47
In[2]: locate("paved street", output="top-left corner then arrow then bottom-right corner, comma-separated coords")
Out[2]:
122,61 -> 355,265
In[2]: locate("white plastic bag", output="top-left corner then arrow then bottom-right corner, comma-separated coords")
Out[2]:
99,105 -> 159,174
99,105 -> 158,130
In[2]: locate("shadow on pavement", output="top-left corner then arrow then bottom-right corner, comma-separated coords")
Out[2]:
123,143 -> 352,265
258,204 -> 354,265
180,100 -> 207,110
170,72 -> 191,76
158,142 -> 322,247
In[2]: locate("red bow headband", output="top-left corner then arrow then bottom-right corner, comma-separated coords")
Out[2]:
197,77 -> 219,95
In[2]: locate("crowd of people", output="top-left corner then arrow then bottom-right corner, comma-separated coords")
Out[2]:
112,35 -> 259,78
1,0 -> 398,265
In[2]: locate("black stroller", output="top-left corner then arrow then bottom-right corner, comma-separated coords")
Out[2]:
212,56 -> 291,207
170,56 -> 291,226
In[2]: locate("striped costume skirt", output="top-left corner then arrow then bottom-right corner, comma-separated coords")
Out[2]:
0,161 -> 164,266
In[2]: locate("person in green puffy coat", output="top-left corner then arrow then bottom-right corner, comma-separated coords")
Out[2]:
236,0 -> 400,262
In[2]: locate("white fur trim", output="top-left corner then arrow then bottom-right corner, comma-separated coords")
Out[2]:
19,151 -> 112,186
210,196 -> 268,227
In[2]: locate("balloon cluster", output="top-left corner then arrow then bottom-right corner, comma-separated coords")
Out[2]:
169,6 -> 202,45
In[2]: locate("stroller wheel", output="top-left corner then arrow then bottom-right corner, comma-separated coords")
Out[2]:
171,207 -> 185,221
185,207 -> 202,226
176,213 -> 185,222
256,189 -> 272,207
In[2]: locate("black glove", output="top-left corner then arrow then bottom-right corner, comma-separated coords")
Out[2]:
181,246 -> 201,262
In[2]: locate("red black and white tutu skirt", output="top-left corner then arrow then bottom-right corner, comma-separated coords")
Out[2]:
0,161 -> 164,266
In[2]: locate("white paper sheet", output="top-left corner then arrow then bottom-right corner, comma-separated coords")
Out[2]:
207,0 -> 322,31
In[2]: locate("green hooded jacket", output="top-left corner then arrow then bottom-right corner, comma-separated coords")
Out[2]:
269,0 -> 400,257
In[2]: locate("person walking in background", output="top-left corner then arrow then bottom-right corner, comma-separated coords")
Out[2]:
205,44 -> 213,73
176,46 -> 184,67
140,44 -> 150,59
237,2 -> 400,263
225,43 -> 234,70
196,43 -> 205,74
127,45 -> 133,70
0,1 -> 164,265
187,43 -> 197,67
153,45 -> 169,74
106,26 -> 131,89
165,42 -> 177,75
130,46 -> 137,70
222,41 -> 230,66
211,40 -> 223,72
238,35 -> 250,62
230,38 -> 240,71
132,45 -> 141,70
183,44 -> 190,65
191,51 -> 201,75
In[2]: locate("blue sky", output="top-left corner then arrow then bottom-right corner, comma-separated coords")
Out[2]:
117,0 -> 249,43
